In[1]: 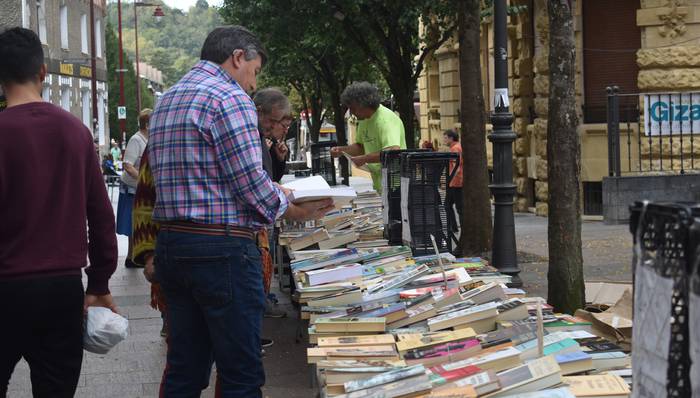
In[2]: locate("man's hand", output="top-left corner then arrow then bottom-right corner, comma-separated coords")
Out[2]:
274,142 -> 288,161
330,146 -> 343,158
274,182 -> 293,197
265,137 -> 274,149
143,254 -> 156,283
285,198 -> 335,221
351,155 -> 368,167
84,293 -> 119,315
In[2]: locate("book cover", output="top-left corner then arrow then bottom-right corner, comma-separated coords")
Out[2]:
315,317 -> 386,333
487,356 -> 561,397
427,364 -> 482,386
343,364 -> 426,393
396,328 -> 477,353
318,334 -> 397,347
562,374 -> 630,396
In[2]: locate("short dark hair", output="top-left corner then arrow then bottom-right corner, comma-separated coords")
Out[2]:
443,129 -> 459,142
200,26 -> 267,67
341,82 -> 381,110
0,27 -> 44,86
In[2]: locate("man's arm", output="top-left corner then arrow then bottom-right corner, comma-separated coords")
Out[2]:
330,143 -> 364,158
84,135 -> 118,312
122,137 -> 141,178
352,145 -> 400,166
123,162 -> 139,179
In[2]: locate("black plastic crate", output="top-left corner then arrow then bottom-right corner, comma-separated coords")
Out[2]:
400,152 -> 460,256
381,149 -> 428,244
311,141 -> 337,186
629,201 -> 700,398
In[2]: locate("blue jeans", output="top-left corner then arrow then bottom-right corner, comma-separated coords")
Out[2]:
155,230 -> 265,398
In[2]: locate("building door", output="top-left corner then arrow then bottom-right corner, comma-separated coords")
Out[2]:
583,0 -> 640,123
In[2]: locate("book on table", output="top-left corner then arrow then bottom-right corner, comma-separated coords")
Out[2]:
282,175 -> 357,205
461,282 -> 507,305
395,328 -> 477,354
496,298 -> 530,322
318,334 -> 397,348
315,317 -> 387,333
448,369 -> 501,396
343,364 -> 426,393
433,345 -> 522,374
308,345 -> 399,364
427,302 -> 499,331
561,374 -> 630,397
319,231 -> 360,250
335,374 -> 432,398
287,228 -> 330,251
402,339 -> 482,368
553,351 -> 595,375
484,355 -> 562,397
304,263 -> 364,286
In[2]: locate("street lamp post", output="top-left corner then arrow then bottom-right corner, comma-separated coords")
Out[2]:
488,0 -> 521,287
89,0 -> 98,138
118,0 -> 126,152
133,2 -> 164,113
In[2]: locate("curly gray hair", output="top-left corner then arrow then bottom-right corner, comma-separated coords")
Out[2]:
340,82 -> 381,110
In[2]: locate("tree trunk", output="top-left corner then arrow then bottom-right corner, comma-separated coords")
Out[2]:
331,91 -> 350,185
309,89 -> 323,143
546,0 -> 584,314
458,0 -> 493,255
393,88 -> 416,149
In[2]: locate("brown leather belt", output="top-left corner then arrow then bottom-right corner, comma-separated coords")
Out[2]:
160,221 -> 255,240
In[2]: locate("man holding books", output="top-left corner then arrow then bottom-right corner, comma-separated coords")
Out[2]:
330,82 -> 407,193
148,26 -> 334,397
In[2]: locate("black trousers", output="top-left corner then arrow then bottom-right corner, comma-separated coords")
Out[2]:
446,187 -> 464,232
0,275 -> 84,398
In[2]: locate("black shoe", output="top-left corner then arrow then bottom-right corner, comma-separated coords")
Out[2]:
261,338 -> 274,348
125,258 -> 141,268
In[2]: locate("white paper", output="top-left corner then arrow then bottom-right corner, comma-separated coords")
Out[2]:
493,88 -> 510,109
400,176 -> 411,245
282,175 -> 330,191
632,263 -> 673,398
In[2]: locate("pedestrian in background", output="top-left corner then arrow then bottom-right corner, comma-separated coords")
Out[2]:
111,138 -> 122,162
0,27 -> 118,397
443,129 -> 463,233
148,26 -> 334,397
116,108 -> 151,268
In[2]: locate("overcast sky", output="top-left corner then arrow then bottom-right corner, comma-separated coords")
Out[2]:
160,0 -> 222,11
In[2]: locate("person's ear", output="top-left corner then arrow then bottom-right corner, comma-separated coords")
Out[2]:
230,49 -> 244,69
39,64 -> 47,83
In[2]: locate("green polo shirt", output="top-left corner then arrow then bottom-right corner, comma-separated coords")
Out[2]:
356,105 -> 406,192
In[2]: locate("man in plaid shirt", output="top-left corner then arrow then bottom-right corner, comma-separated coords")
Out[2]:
148,26 -> 333,397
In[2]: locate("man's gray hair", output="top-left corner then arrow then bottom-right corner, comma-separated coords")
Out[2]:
253,87 -> 290,115
200,25 -> 267,66
341,82 -> 381,110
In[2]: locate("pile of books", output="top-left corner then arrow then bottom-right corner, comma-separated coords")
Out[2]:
287,247 -> 632,397
279,190 -> 386,251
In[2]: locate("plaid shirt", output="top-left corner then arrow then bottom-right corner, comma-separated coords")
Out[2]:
148,60 -> 288,228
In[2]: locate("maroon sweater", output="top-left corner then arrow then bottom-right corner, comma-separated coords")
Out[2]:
0,102 -> 117,294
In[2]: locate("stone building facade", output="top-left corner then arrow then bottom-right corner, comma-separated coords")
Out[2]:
418,0 -> 700,216
0,0 -> 109,150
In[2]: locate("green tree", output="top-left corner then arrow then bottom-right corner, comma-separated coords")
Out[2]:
106,22 -> 154,143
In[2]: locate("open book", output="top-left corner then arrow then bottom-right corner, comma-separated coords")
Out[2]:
283,175 -> 357,205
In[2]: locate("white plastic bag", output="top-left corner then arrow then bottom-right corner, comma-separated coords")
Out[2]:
83,307 -> 129,354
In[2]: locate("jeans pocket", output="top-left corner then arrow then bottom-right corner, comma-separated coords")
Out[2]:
174,255 -> 232,307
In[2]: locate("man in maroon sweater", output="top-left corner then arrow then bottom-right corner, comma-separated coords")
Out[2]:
0,28 -> 118,397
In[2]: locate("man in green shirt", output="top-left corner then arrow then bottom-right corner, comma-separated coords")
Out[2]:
331,82 -> 406,192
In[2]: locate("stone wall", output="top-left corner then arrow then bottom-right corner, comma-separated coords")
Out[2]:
603,174 -> 700,223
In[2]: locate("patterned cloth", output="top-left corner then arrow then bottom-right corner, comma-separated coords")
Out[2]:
148,60 -> 288,228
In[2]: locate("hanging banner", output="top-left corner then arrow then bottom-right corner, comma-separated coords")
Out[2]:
643,92 -> 700,136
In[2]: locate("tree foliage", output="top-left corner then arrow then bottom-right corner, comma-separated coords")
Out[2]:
106,22 -> 153,143
106,2 -> 223,86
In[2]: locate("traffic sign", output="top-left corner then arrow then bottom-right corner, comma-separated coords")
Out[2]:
117,106 -> 127,120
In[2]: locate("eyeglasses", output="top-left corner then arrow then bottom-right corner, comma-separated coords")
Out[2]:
268,116 -> 293,128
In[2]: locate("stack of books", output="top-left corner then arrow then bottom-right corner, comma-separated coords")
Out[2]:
274,182 -> 631,397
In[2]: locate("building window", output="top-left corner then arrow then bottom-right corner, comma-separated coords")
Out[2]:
37,0 -> 47,44
81,14 -> 89,54
61,87 -> 70,111
98,92 -> 106,144
82,90 -> 91,129
582,0 -> 640,123
60,6 -> 68,49
42,85 -> 50,102
95,19 -> 102,58
22,0 -> 31,28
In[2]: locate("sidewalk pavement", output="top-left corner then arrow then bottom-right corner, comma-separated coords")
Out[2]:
6,200 -> 633,397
